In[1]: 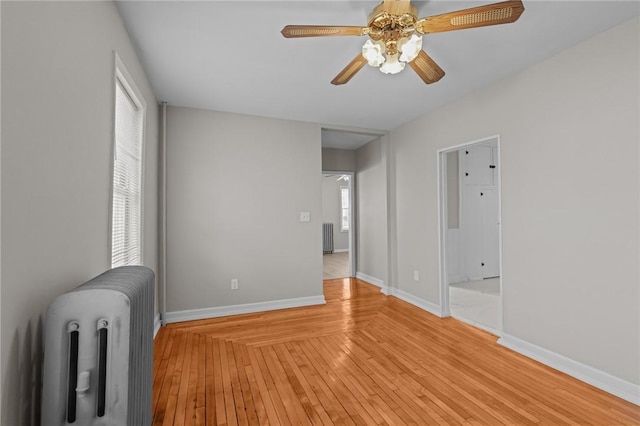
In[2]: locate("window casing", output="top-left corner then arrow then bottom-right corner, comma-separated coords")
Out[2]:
111,57 -> 145,268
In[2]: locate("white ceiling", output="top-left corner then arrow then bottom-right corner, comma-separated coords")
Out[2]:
116,1 -> 639,148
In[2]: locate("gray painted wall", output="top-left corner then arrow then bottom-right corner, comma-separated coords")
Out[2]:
390,18 -> 639,385
1,1 -> 159,423
165,106 -> 323,312
322,148 -> 356,172
355,137 -> 388,284
322,176 -> 349,252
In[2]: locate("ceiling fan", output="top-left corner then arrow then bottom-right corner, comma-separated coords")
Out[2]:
281,0 -> 525,85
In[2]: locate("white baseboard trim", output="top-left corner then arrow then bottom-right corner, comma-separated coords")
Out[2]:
356,272 -> 391,296
355,272 -> 389,292
153,314 -> 161,338
333,249 -> 349,253
498,333 -> 640,406
387,287 -> 443,318
451,314 -> 500,336
165,295 -> 327,324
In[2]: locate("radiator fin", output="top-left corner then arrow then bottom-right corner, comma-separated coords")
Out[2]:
97,325 -> 108,417
323,223 -> 334,254
67,328 -> 79,424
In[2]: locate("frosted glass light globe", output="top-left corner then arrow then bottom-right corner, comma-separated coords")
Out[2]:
398,34 -> 423,63
379,53 -> 405,74
362,40 -> 386,67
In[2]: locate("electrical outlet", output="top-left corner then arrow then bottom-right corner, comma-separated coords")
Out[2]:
231,278 -> 239,290
413,270 -> 419,281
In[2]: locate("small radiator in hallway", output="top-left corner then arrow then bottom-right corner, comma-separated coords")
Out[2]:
41,266 -> 155,425
323,223 -> 334,254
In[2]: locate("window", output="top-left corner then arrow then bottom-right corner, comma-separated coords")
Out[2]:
111,57 -> 145,267
340,186 -> 350,232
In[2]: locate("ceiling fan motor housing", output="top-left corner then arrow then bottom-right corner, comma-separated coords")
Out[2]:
367,2 -> 419,54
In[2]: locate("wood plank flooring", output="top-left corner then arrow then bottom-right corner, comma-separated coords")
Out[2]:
153,278 -> 640,425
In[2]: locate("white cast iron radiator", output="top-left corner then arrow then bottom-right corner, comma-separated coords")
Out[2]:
41,266 -> 155,425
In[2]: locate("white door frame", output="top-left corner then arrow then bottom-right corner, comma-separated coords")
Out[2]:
322,170 -> 356,277
437,135 -> 503,333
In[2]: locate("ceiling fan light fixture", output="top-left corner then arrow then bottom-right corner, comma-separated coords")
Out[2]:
362,39 -> 386,67
281,0 -> 525,85
379,53 -> 405,75
398,34 -> 423,63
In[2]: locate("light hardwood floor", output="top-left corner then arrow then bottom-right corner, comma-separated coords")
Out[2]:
322,252 -> 349,280
153,278 -> 640,425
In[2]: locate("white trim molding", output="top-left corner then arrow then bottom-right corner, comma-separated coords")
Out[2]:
356,272 -> 386,290
499,333 -> 640,406
451,314 -> 500,337
153,314 -> 162,338
387,287 -> 443,318
333,249 -> 349,253
165,295 -> 326,324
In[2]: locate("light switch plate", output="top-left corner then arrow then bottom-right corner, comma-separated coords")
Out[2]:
300,211 -> 311,222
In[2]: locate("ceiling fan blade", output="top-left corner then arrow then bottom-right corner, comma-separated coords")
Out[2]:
416,0 -> 524,34
378,0 -> 417,17
331,54 -> 368,85
281,25 -> 367,38
408,50 -> 445,84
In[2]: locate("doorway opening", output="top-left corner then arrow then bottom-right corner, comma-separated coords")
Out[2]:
322,171 -> 355,279
438,136 -> 503,335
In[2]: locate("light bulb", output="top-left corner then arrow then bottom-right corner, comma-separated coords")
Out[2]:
362,40 -> 386,67
398,34 -> 423,63
379,53 -> 405,74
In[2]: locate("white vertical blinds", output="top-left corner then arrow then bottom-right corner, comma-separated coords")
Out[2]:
111,76 -> 144,268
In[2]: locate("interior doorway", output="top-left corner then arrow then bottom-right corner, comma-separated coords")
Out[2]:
438,136 -> 503,335
322,172 -> 355,279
